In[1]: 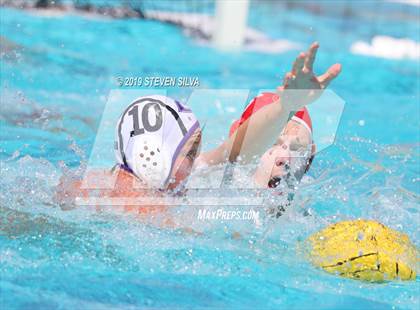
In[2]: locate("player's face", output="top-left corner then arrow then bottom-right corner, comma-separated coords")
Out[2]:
254,120 -> 312,188
167,129 -> 202,191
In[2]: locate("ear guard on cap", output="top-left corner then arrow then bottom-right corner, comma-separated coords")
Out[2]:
125,135 -> 171,188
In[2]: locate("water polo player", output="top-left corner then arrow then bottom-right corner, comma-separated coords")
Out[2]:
227,92 -> 315,190
56,42 -> 341,210
196,42 -> 340,188
112,93 -> 314,194
114,94 -> 202,192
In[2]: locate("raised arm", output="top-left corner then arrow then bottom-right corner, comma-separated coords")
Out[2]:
196,42 -> 341,167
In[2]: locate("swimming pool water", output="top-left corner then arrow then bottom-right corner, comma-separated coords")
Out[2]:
1,1 -> 419,309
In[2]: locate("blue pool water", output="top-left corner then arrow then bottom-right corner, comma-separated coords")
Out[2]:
1,1 -> 419,309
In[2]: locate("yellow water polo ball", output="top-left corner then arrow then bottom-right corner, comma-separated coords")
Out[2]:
307,219 -> 417,282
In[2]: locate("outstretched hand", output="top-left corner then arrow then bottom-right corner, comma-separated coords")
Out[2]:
278,42 -> 341,111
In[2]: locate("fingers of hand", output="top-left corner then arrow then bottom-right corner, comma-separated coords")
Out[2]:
319,63 -> 342,87
292,52 -> 306,75
304,42 -> 319,72
283,72 -> 293,87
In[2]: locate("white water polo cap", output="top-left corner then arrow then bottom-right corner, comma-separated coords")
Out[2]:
115,95 -> 200,188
